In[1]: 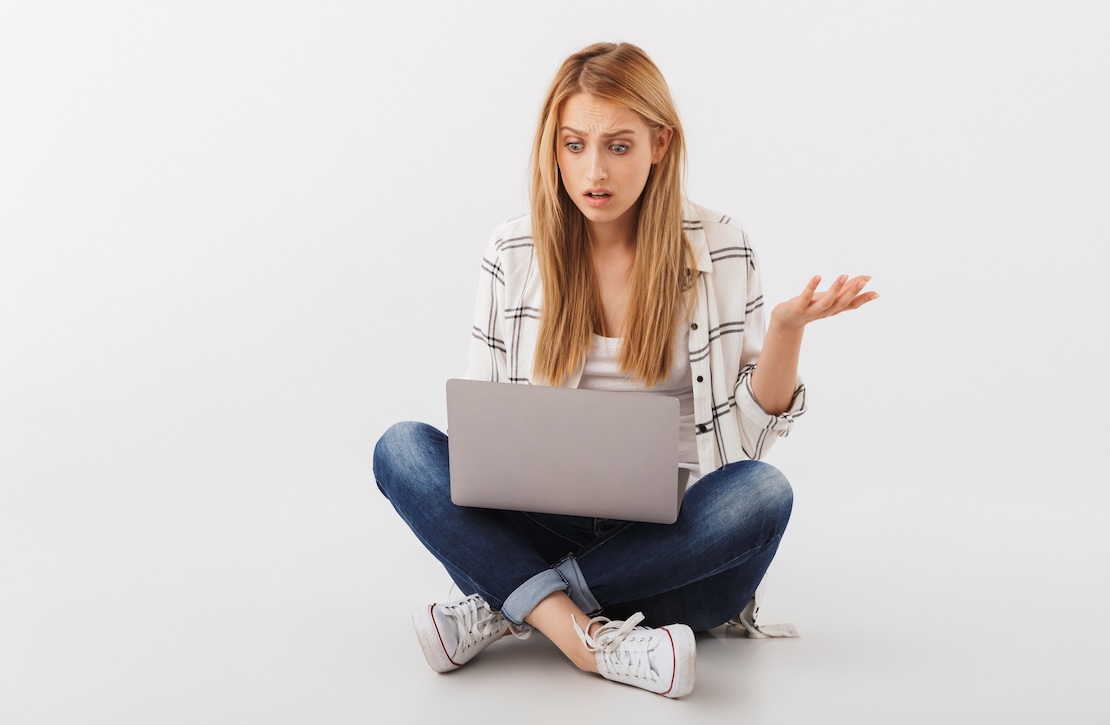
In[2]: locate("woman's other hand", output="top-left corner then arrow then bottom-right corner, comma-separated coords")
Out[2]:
771,275 -> 879,331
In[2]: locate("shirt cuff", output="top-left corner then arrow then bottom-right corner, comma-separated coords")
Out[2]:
738,372 -> 806,437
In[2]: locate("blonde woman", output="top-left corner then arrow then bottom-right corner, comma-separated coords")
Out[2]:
373,42 -> 876,698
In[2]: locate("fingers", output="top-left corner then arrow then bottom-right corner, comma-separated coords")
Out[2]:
790,273 -> 878,326
817,274 -> 876,316
824,274 -> 851,311
798,275 -> 821,306
839,275 -> 871,306
845,290 -> 880,310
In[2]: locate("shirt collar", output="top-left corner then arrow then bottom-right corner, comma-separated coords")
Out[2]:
683,200 -> 713,273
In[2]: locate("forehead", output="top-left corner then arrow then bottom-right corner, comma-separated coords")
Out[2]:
558,94 -> 649,134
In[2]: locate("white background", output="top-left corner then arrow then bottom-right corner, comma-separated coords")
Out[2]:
2,1 -> 1108,723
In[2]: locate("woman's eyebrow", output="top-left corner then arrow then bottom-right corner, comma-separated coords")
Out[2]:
560,126 -> 638,138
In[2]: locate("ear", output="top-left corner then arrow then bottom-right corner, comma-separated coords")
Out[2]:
651,126 -> 673,164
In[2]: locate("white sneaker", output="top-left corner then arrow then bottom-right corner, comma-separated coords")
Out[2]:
573,612 -> 696,698
412,593 -> 527,673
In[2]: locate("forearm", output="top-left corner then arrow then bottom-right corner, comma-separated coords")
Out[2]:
749,273 -> 876,415
748,318 -> 804,415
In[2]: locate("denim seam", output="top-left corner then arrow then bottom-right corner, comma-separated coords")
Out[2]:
694,535 -> 784,582
573,519 -> 637,560
599,535 -> 787,615
519,512 -> 593,548
578,528 -> 786,606
648,535 -> 785,603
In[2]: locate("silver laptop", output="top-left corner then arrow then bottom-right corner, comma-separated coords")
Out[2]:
446,378 -> 690,524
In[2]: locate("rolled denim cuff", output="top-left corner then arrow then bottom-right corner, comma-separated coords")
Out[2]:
554,556 -> 600,616
500,569 -> 568,626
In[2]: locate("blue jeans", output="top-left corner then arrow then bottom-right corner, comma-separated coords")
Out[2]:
373,421 -> 792,632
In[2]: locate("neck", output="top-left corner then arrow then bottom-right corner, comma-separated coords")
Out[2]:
585,207 -> 639,255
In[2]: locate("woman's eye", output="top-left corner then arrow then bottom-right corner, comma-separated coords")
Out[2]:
610,144 -> 629,154
565,142 -> 584,152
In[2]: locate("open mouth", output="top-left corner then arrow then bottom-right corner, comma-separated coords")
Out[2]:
586,192 -> 611,198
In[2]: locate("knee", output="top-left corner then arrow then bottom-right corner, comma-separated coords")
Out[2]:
746,461 -> 793,523
710,460 -> 793,534
374,420 -> 426,462
372,421 -> 443,495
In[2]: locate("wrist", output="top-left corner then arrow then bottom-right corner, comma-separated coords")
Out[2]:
768,308 -> 807,337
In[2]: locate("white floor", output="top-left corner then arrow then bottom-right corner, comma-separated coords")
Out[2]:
4,458 -> 1107,725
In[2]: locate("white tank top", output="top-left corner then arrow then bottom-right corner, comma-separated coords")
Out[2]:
578,325 -> 700,485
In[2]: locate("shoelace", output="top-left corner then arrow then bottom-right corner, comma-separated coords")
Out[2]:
572,613 -> 659,682
447,595 -> 532,650
447,596 -> 502,648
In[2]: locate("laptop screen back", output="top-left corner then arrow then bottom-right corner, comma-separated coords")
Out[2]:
445,378 -> 688,524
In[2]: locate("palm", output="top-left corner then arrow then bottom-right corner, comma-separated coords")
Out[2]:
772,274 -> 878,330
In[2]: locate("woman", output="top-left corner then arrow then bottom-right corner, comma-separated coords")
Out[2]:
373,42 -> 876,698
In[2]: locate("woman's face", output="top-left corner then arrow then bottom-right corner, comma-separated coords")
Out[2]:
556,94 -> 671,238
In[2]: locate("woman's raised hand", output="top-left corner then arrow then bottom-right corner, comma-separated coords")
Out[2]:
771,275 -> 878,331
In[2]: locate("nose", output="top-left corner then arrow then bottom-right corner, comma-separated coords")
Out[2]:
586,148 -> 607,183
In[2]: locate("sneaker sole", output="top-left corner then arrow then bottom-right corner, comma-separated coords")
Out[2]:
411,604 -> 457,673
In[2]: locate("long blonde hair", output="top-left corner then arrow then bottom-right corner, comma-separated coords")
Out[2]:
530,42 -> 695,387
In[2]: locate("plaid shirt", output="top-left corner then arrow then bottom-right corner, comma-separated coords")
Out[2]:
465,200 -> 806,470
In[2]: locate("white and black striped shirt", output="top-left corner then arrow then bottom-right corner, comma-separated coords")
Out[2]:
465,200 -> 806,469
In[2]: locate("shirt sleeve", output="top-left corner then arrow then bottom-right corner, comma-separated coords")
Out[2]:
733,247 -> 807,460
463,229 -> 509,382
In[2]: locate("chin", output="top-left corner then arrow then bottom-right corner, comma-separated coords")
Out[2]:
574,203 -> 632,226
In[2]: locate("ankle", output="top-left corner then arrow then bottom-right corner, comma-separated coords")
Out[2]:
570,645 -> 599,673
570,615 -> 601,672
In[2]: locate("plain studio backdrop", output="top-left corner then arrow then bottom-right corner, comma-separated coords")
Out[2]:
2,2 -> 1107,723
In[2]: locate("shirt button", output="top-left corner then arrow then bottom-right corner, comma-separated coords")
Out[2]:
696,375 -> 704,382
690,323 -> 698,330
696,424 -> 707,434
